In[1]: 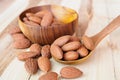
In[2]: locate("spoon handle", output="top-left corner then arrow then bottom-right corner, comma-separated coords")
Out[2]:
92,15 -> 120,46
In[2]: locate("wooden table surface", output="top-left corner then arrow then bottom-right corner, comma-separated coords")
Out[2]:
0,0 -> 120,80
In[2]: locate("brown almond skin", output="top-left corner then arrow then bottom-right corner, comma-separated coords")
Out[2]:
64,51 -> 79,61
13,38 -> 31,49
30,43 -> 42,56
69,36 -> 80,42
12,33 -> 25,40
41,45 -> 51,59
26,12 -> 34,17
38,57 -> 51,72
41,12 -> 53,27
39,72 -> 58,80
9,26 -> 21,35
17,52 -> 39,61
60,66 -> 83,79
35,10 -> 48,18
62,41 -> 81,51
50,45 -> 63,59
53,35 -> 71,47
25,58 -> 38,74
77,46 -> 88,57
28,16 -> 41,24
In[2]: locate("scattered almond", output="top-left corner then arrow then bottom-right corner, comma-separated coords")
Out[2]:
13,38 -> 31,49
12,33 -> 25,40
17,52 -> 39,61
9,26 -> 21,35
30,43 -> 42,56
25,58 -> 38,74
39,72 -> 58,80
60,66 -> 83,79
38,57 -> 51,72
69,36 -> 80,42
41,45 -> 51,59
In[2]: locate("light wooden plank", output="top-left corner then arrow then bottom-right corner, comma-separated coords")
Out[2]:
1,58 -> 30,80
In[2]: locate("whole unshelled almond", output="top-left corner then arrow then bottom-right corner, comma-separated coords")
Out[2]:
30,43 -> 42,56
25,58 -> 38,74
60,66 -> 83,79
13,38 -> 31,49
64,51 -> 79,61
35,10 -> 48,18
39,72 -> 58,80
24,19 -> 40,27
41,45 -> 51,59
50,45 -> 63,59
9,26 -> 21,35
77,46 -> 88,57
62,41 -> 81,51
53,35 -> 71,47
28,16 -> 41,24
69,36 -> 80,42
26,12 -> 34,17
41,12 -> 53,27
12,33 -> 25,40
17,52 -> 39,61
38,57 -> 51,72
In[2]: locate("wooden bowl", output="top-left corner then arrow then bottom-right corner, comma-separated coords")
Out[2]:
18,5 -> 78,45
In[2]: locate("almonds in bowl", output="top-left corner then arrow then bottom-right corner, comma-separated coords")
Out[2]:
18,5 -> 78,45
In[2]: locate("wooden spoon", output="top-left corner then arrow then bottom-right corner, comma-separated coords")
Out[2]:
82,15 -> 120,50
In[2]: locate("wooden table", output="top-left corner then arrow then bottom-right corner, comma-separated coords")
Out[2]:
0,0 -> 120,80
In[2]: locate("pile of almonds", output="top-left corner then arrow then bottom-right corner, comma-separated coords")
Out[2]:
23,10 -> 54,27
51,35 -> 89,61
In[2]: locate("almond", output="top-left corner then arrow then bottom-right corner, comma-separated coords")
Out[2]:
41,45 -> 51,59
64,51 -> 79,61
38,57 -> 51,72
30,43 -> 42,56
12,33 -> 25,40
26,12 -> 34,17
25,58 -> 38,74
62,41 -> 81,51
17,52 -> 39,61
35,10 -> 48,18
28,16 -> 41,24
9,26 -> 21,35
53,35 -> 71,47
24,20 -> 40,27
39,72 -> 58,80
13,38 -> 31,49
60,66 -> 83,79
41,12 -> 53,27
77,46 -> 88,57
69,36 -> 80,42
50,45 -> 63,59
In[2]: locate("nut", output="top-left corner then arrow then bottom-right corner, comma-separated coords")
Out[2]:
25,58 -> 38,74
30,43 -> 42,56
28,16 -> 41,24
17,52 -> 39,61
38,57 -> 51,72
64,51 -> 79,61
9,26 -> 21,35
41,45 -> 51,59
26,12 -> 34,17
60,66 -> 83,79
69,36 -> 80,42
77,46 -> 88,57
62,41 -> 81,51
39,72 -> 58,80
12,33 -> 25,41
41,12 -> 53,27
13,38 -> 31,49
50,45 -> 63,59
53,35 -> 71,47
35,10 -> 48,18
